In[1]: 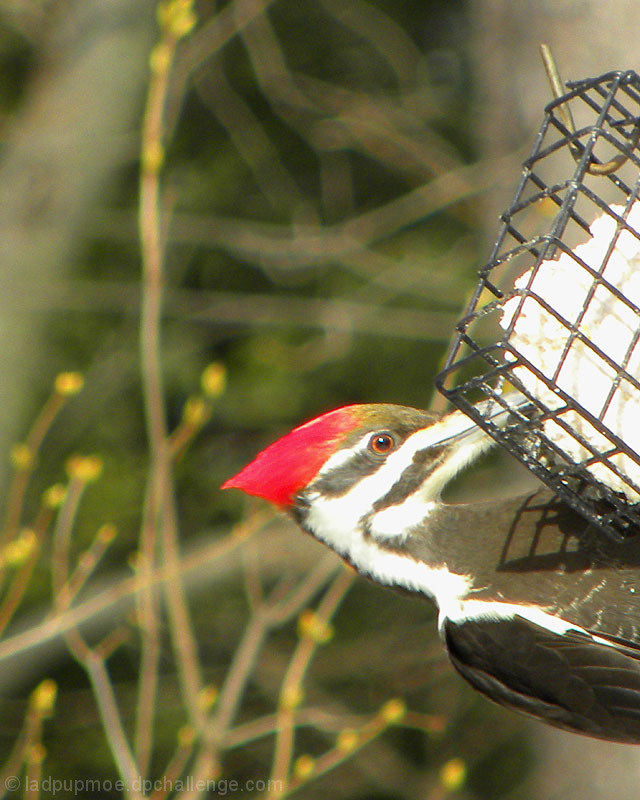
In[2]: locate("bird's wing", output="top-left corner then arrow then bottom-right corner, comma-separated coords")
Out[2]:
443,614 -> 640,743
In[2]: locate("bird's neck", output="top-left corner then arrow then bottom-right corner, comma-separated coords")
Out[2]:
298,497 -> 473,613
298,486 -> 638,619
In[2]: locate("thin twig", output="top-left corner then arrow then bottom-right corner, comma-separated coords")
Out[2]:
269,568 -> 355,796
284,710 -> 399,796
1,393 -> 64,547
212,552 -> 339,742
225,706 -> 371,749
0,514 -> 264,668
94,626 -> 131,660
0,504 -> 53,637
1,277 -> 462,342
50,477 -> 86,600
149,728 -> 197,800
66,523 -> 117,601
79,642 -> 142,794
138,0 -> 206,734
134,477 -> 162,780
24,743 -> 43,800
241,535 -> 265,612
211,611 -> 270,748
171,0 -> 280,128
182,553 -> 339,796
0,704 -> 43,791
51,474 -> 142,798
267,554 -> 340,624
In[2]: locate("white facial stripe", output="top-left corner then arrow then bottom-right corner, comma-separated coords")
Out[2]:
345,410 -> 487,512
306,509 -> 471,608
369,415 -> 494,540
370,496 -> 437,540
416,419 -> 494,499
320,408 -> 487,489
316,431 -> 372,476
307,425 -> 436,549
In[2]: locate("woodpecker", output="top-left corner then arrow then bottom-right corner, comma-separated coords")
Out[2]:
223,403 -> 640,744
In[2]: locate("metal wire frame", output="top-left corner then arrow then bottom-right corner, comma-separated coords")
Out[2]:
435,70 -> 640,541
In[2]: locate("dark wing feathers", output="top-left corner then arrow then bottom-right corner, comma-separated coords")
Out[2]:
443,615 -> 640,743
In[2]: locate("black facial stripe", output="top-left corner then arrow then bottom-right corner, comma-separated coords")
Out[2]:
310,450 -> 383,498
291,497 -> 310,527
372,445 -> 446,512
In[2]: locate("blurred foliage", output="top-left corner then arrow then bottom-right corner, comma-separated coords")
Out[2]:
0,1 -> 542,799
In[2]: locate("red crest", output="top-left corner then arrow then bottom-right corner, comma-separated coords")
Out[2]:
222,406 -> 362,506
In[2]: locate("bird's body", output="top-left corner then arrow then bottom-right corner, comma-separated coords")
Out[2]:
223,403 -> 640,743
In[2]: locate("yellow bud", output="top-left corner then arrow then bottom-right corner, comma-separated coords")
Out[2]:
157,0 -> 197,38
293,754 -> 315,780
197,684 -> 218,710
201,363 -> 226,398
3,535 -> 23,566
440,757 -> 466,793
183,397 -> 208,427
379,698 -> 406,725
142,141 -> 164,175
297,610 -> 312,637
97,524 -> 117,545
42,483 -> 67,509
281,686 -> 304,711
149,42 -> 171,74
30,679 -> 57,717
11,443 -> 33,470
177,725 -> 195,747
66,455 -> 103,483
297,610 -> 334,644
170,8 -> 197,37
28,743 -> 46,764
336,728 -> 359,753
55,372 -> 84,396
3,529 -> 37,567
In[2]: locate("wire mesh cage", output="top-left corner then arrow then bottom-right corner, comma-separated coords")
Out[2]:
435,70 -> 640,541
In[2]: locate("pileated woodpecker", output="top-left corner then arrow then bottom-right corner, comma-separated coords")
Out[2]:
223,403 -> 640,744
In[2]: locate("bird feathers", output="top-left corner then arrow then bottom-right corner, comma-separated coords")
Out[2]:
444,615 -> 640,743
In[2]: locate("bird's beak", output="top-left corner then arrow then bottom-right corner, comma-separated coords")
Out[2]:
423,392 -> 530,479
435,391 -> 531,448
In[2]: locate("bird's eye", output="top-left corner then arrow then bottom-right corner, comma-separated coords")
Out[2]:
368,432 -> 396,455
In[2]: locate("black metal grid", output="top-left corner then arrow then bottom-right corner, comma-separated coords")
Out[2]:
435,70 -> 640,541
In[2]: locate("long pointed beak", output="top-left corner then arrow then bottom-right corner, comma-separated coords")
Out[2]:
422,393 -> 531,491
434,391 -> 531,448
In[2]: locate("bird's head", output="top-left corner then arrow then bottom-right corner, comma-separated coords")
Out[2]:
223,403 -> 492,561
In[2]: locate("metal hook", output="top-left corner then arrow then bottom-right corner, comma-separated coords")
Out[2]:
540,43 -> 640,176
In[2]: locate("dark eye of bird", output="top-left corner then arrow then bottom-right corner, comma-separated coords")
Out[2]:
368,432 -> 396,455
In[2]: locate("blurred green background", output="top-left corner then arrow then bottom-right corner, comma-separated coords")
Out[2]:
0,1 -> 639,799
